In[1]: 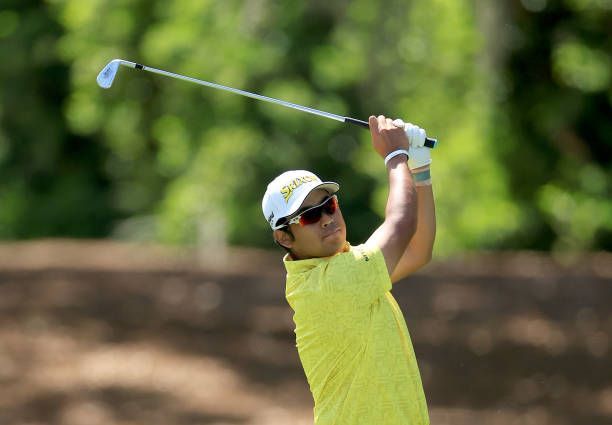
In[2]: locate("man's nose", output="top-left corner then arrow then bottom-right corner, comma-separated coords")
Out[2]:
321,213 -> 334,227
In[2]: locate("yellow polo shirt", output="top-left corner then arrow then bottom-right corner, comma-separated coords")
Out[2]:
284,243 -> 429,425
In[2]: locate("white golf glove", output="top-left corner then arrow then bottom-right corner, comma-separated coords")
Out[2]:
392,119 -> 432,170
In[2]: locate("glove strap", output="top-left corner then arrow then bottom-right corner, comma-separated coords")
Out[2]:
413,168 -> 432,186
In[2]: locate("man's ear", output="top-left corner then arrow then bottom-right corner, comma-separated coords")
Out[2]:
274,229 -> 294,249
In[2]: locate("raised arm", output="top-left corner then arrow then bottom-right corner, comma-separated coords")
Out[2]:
366,115 -> 418,276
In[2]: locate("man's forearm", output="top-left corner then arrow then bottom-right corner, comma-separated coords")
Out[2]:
408,184 -> 436,260
385,156 -> 418,236
367,155 -> 418,274
389,167 -> 436,282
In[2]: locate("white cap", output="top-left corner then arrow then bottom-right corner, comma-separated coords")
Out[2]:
262,170 -> 339,229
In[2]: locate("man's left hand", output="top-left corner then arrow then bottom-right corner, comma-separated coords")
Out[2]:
392,120 -> 432,170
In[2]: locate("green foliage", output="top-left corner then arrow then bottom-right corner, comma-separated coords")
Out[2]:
553,40 -> 611,92
0,0 -> 609,253
538,162 -> 612,251
0,0 -> 117,238
490,0 -> 612,252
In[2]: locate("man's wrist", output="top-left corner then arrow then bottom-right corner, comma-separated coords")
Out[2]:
384,149 -> 410,166
412,166 -> 432,186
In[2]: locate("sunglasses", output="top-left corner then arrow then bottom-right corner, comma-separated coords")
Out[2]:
287,195 -> 339,227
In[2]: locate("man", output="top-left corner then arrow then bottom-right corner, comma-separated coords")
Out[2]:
261,115 -> 436,424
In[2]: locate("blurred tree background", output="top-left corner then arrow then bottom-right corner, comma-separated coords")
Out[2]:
0,0 -> 610,255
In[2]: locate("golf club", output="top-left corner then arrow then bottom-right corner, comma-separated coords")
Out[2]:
97,59 -> 437,149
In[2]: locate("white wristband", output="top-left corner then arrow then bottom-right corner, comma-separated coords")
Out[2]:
384,149 -> 410,166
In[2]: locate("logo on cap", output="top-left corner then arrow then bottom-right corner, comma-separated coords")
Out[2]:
280,175 -> 317,203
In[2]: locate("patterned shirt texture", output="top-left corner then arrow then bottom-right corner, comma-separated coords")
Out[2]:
283,243 -> 430,425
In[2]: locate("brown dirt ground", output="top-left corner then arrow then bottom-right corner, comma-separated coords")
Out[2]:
0,239 -> 611,425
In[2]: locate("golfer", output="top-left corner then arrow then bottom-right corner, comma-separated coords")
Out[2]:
262,115 -> 435,424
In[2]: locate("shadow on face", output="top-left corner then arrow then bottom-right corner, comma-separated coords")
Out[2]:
274,189 -> 347,260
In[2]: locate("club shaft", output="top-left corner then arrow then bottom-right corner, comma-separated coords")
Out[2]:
120,61 -> 345,123
116,60 -> 437,148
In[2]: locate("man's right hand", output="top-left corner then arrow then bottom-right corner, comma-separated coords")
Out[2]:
368,115 -> 410,160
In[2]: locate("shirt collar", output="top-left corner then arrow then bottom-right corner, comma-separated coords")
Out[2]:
283,242 -> 351,274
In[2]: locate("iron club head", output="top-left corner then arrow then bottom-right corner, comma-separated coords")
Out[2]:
96,59 -> 122,89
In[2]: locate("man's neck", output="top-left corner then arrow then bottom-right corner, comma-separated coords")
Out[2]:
286,242 -> 350,261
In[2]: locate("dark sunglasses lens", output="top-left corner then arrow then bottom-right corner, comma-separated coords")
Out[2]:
323,196 -> 338,214
299,206 -> 324,226
299,197 -> 337,226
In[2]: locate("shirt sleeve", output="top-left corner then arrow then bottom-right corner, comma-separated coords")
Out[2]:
321,243 -> 392,307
